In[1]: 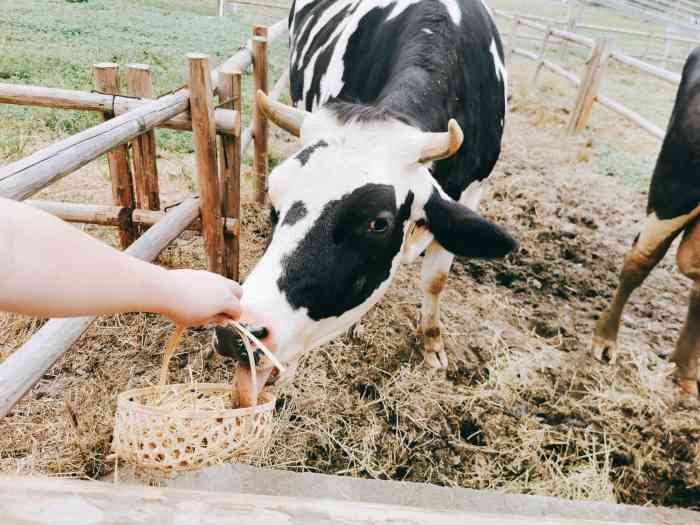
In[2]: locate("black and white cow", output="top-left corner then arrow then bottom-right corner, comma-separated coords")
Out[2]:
593,48 -> 700,398
216,0 -> 516,405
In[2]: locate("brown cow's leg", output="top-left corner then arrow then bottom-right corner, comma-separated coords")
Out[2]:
592,213 -> 689,363
419,181 -> 485,370
420,241 -> 453,369
672,220 -> 700,397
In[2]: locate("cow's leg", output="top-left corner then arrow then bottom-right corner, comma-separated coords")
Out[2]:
420,241 -> 453,368
672,219 -> 700,397
592,213 -> 688,363
420,182 -> 484,369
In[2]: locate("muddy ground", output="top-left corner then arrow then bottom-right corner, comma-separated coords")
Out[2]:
1,66 -> 699,510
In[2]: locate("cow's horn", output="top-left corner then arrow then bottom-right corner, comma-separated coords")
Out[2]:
256,90 -> 309,137
418,119 -> 464,164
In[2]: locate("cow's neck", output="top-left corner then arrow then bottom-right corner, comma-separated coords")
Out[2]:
373,66 -> 451,132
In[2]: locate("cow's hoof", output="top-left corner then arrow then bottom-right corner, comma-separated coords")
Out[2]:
424,349 -> 449,369
591,336 -> 617,365
675,376 -> 700,398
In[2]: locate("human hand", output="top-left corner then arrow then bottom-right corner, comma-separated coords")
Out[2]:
158,269 -> 242,327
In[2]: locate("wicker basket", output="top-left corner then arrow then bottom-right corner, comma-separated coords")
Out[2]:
111,326 -> 276,477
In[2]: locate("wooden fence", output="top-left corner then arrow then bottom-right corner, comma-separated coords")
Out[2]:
498,9 -> 680,141
0,19 -> 290,419
499,0 -> 700,69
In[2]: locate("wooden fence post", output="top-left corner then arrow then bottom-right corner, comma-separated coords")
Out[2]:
505,18 -> 520,66
529,26 -> 553,93
127,64 -> 160,212
662,37 -> 673,69
94,63 -> 137,248
252,27 -> 269,205
218,69 -> 241,281
187,53 -> 224,274
567,37 -> 612,135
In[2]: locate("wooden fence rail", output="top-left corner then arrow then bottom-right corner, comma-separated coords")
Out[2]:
0,82 -> 240,136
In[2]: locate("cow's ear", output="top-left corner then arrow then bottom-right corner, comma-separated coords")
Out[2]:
424,189 -> 517,258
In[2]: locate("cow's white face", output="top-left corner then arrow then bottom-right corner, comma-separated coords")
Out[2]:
215,102 -> 516,393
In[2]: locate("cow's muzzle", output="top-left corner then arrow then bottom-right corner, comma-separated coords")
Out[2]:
214,325 -> 269,365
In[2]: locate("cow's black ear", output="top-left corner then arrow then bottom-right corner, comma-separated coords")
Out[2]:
424,189 -> 517,258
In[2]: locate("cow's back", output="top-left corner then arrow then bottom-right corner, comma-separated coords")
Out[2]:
648,47 -> 700,220
288,0 -> 506,201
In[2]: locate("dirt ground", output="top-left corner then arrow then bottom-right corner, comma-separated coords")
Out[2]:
1,63 -> 700,510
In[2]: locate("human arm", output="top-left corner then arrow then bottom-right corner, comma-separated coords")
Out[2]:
0,197 -> 240,326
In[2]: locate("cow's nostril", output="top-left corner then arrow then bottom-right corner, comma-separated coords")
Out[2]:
249,326 -> 269,340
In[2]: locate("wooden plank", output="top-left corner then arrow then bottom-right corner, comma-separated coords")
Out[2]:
0,82 -> 240,136
25,199 -> 239,235
0,199 -> 200,418
0,476 -> 654,525
127,64 -> 160,212
187,53 -> 224,275
252,31 -> 269,204
567,38 -> 613,135
94,63 -> 137,248
217,69 -> 242,281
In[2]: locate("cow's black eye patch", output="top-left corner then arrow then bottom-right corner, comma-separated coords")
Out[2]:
277,184 -> 414,320
282,201 -> 308,227
295,139 -> 329,166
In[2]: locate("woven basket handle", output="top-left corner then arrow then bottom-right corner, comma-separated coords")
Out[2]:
159,325 -> 186,386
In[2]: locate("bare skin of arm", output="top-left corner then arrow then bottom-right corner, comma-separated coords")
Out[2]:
0,197 -> 241,327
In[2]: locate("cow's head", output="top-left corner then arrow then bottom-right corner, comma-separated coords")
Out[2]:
216,91 -> 516,402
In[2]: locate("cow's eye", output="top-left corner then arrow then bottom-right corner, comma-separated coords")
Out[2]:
368,218 -> 390,233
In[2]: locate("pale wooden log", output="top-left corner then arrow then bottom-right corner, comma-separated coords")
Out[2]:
218,69 -> 242,280
0,82 -> 240,136
212,18 -> 287,85
567,38 -> 613,135
127,64 -> 160,211
514,48 -> 582,86
529,27 -> 553,92
188,53 -> 224,275
0,476 -> 657,525
94,63 -> 137,248
596,93 -> 665,140
575,22 -> 700,45
25,200 -> 239,235
610,50 -> 681,85
662,38 -> 673,69
252,32 -> 269,204
0,90 -> 191,201
497,11 -> 595,49
0,199 -> 200,418
505,18 -> 521,65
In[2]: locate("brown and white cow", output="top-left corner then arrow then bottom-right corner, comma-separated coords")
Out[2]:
592,48 -> 700,398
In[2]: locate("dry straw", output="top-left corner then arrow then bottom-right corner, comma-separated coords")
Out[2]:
112,323 -> 282,478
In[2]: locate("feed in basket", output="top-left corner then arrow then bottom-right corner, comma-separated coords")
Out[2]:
111,323 -> 284,476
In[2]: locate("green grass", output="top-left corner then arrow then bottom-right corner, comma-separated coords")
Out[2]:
0,0 -> 288,160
